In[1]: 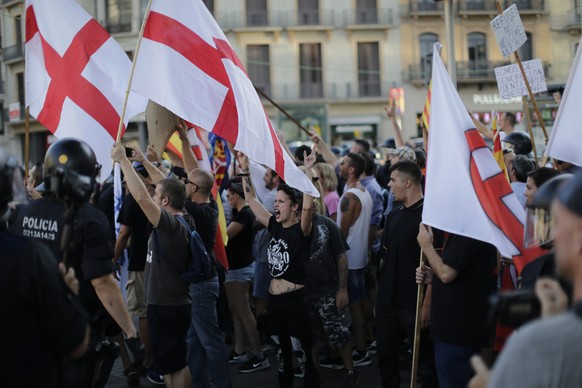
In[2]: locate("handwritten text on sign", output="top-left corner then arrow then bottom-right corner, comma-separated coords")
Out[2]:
494,59 -> 547,100
490,4 -> 527,59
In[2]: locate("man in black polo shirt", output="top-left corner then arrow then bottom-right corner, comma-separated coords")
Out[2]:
417,228 -> 496,387
377,160 -> 439,388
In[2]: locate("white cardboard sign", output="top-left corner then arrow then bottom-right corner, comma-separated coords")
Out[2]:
494,59 -> 547,100
490,4 -> 527,59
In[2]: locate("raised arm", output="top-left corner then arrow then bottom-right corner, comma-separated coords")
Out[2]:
112,143 -> 161,228
129,146 -> 166,184
176,120 -> 200,175
309,128 -> 337,166
470,112 -> 494,140
385,99 -> 405,148
301,147 -> 316,236
237,152 -> 272,227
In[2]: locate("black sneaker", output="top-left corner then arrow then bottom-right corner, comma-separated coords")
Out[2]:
123,367 -> 140,387
365,340 -> 377,355
352,350 -> 372,367
342,370 -> 359,388
294,366 -> 304,378
146,369 -> 165,385
239,353 -> 270,373
318,356 -> 345,370
228,350 -> 250,364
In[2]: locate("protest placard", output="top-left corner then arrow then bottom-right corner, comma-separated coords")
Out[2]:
494,59 -> 547,100
490,4 -> 527,59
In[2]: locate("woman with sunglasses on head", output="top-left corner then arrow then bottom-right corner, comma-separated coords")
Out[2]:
237,149 -> 321,388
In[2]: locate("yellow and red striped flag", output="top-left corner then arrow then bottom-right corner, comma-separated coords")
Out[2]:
492,112 -> 509,182
420,79 -> 432,130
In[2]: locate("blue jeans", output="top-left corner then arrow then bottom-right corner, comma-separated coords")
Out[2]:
187,276 -> 232,388
434,342 -> 479,388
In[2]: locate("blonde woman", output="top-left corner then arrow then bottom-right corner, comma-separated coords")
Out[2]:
313,162 -> 340,221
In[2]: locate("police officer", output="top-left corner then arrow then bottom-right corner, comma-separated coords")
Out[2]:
0,146 -> 90,387
9,138 -> 140,387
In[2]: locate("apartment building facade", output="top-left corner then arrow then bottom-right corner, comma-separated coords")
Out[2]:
0,0 -> 579,163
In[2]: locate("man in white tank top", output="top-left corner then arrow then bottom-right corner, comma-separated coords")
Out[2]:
336,152 -> 373,367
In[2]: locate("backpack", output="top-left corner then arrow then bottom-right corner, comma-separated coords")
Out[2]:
153,214 -> 213,283
175,215 -> 213,283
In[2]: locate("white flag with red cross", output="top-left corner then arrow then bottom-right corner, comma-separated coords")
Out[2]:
423,43 -> 544,274
25,0 -> 146,178
131,0 -> 318,196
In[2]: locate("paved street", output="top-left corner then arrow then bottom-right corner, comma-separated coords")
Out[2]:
106,345 -> 416,387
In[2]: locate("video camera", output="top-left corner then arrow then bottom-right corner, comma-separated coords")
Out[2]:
489,289 -> 541,328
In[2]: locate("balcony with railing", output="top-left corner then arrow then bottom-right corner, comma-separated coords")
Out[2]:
512,0 -> 546,14
405,59 -> 550,85
458,0 -> 499,14
3,43 -> 23,61
344,8 -> 394,27
230,10 -> 284,30
286,9 -> 335,27
404,1 -> 444,17
266,81 -> 390,102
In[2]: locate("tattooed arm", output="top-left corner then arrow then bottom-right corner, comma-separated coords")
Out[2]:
237,152 -> 272,227
336,252 -> 349,309
338,193 -> 357,239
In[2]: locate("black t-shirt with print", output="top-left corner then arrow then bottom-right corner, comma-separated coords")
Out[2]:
430,233 -> 497,349
225,205 -> 255,270
306,214 -> 349,299
267,215 -> 311,285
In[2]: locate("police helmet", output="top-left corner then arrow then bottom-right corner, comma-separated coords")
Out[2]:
524,174 -> 572,248
503,131 -> 532,156
44,138 -> 100,201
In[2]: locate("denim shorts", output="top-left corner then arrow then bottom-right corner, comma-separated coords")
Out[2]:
348,268 -> 367,302
225,262 -> 255,283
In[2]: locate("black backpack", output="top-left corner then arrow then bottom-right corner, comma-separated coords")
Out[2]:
153,214 -> 213,283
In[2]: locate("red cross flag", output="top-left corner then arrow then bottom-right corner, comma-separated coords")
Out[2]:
131,0 -> 318,196
423,43 -> 543,274
25,0 -> 146,178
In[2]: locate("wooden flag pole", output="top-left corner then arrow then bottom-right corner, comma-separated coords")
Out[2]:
254,86 -> 311,136
495,2 -> 549,143
410,249 -> 426,388
24,107 -> 30,182
115,0 -> 153,142
522,96 -> 539,166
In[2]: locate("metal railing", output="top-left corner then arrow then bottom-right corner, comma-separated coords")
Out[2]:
266,81 -> 390,101
2,43 -> 23,61
286,9 -> 335,26
343,8 -> 394,25
407,1 -> 444,14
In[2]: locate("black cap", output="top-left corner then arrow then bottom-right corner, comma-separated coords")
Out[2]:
557,171 -> 582,217
530,174 -> 572,210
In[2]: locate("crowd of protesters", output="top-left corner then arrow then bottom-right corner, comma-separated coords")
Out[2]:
1,102 -> 582,388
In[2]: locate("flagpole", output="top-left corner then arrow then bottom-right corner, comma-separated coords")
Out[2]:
254,86 -> 311,136
115,0 -> 153,142
24,107 -> 30,182
522,96 -> 539,166
410,249 -> 425,388
495,1 -> 549,144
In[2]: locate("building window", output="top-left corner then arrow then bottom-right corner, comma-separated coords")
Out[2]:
246,0 -> 268,27
298,0 -> 319,25
518,32 -> 533,61
299,43 -> 323,98
419,33 -> 438,79
106,0 -> 132,33
468,32 -> 487,74
356,0 -> 377,24
247,45 -> 271,96
202,0 -> 215,14
357,42 -> 381,97
465,0 -> 485,10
